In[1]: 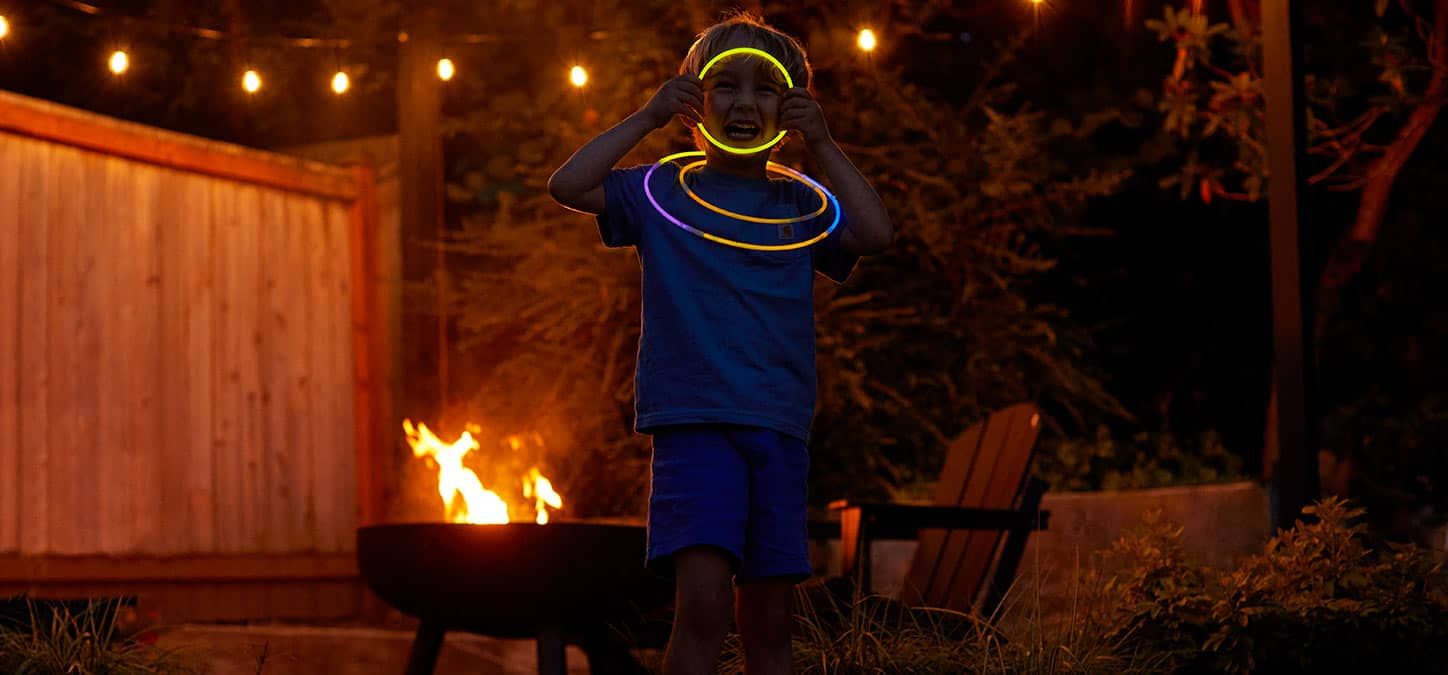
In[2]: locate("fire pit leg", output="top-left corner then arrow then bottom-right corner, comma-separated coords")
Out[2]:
537,628 -> 566,675
404,621 -> 446,675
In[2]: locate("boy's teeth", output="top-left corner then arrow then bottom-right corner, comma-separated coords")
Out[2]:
725,124 -> 758,140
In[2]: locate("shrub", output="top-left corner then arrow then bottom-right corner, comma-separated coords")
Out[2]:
1035,427 -> 1244,492
1098,497 -> 1448,674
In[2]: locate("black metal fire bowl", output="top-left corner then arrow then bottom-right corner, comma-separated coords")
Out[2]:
357,521 -> 670,639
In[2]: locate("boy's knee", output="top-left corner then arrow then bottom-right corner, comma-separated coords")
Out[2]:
672,546 -> 736,637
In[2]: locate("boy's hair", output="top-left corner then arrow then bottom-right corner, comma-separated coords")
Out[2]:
679,12 -> 812,92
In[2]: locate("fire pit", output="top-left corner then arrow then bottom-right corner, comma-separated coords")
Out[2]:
358,521 -> 671,675
360,421 -> 672,674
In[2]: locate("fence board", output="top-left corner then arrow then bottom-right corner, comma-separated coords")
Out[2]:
302,198 -> 328,551
0,137 -> 21,554
180,176 -> 220,552
44,145 -> 84,554
280,193 -> 316,552
126,164 -> 164,553
93,155 -> 123,556
16,139 -> 50,554
316,202 -> 352,552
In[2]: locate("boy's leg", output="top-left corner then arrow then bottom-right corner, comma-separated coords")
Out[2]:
733,426 -> 811,675
736,579 -> 795,675
663,546 -> 735,675
648,425 -> 750,675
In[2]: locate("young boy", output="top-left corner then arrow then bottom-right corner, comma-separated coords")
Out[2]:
548,14 -> 892,675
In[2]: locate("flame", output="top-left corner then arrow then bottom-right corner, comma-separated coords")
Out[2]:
523,468 -> 563,524
403,419 -> 563,525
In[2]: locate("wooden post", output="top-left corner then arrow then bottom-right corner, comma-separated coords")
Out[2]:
349,164 -> 382,529
397,1 -> 446,425
1261,0 -> 1320,529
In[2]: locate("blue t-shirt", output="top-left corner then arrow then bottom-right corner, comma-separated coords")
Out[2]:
598,162 -> 858,441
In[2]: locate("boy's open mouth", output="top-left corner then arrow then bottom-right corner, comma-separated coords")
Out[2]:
724,121 -> 760,141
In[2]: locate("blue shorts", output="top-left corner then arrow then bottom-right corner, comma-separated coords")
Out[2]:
646,424 -> 811,582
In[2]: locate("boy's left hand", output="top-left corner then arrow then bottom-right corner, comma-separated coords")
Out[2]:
780,88 -> 831,149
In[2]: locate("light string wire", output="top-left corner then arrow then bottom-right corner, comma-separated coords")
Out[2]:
39,0 -> 610,48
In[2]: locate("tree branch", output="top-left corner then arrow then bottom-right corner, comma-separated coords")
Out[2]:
1317,0 -> 1448,311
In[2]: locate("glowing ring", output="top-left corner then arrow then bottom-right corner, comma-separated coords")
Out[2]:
676,160 -> 828,224
644,151 -> 839,252
696,47 -> 793,155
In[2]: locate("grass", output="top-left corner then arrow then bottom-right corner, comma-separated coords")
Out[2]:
0,598 -> 204,675
711,557 -> 1170,675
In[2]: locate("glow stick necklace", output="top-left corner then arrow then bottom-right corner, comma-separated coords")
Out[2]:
644,151 -> 840,252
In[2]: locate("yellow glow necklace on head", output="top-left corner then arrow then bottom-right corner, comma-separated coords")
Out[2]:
644,151 -> 839,252
697,47 -> 793,155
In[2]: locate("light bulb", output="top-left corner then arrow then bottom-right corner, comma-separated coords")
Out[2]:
437,58 -> 455,81
243,69 -> 262,93
109,50 -> 130,75
0,16 -> 11,40
332,71 -> 350,95
569,65 -> 588,88
857,28 -> 878,52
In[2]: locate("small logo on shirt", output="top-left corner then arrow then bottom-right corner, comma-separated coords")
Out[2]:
778,223 -> 795,240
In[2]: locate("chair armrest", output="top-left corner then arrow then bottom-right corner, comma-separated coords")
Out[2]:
827,500 -> 1050,539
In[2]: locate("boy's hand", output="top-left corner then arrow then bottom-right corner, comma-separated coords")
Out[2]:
780,88 -> 831,148
640,75 -> 705,130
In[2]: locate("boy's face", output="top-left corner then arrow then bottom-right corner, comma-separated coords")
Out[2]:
698,52 -> 787,163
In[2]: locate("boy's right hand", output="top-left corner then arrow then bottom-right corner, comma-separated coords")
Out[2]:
640,75 -> 705,130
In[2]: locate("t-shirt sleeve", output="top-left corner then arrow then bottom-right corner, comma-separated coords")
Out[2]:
596,165 -> 652,248
811,207 -> 860,284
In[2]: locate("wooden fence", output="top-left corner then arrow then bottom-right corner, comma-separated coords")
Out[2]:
0,89 -> 388,621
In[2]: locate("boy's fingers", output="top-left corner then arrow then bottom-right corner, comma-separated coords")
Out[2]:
678,79 -> 704,97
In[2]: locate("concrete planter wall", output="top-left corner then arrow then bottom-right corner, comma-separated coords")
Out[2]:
811,481 -> 1272,606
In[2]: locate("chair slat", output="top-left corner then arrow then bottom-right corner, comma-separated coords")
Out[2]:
938,405 -> 1042,610
902,404 -> 1041,609
899,419 -> 986,605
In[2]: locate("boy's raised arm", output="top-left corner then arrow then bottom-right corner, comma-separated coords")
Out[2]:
548,76 -> 704,215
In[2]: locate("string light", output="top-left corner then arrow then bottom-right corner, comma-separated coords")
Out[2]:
437,57 -> 455,81
331,70 -> 350,94
569,65 -> 588,88
242,69 -> 262,93
0,15 -> 11,40
857,28 -> 877,52
108,50 -> 129,75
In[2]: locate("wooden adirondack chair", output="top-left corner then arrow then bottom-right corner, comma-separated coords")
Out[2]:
828,403 -> 1050,616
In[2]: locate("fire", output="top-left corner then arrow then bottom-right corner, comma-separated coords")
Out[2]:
403,419 -> 563,525
524,468 -> 563,524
